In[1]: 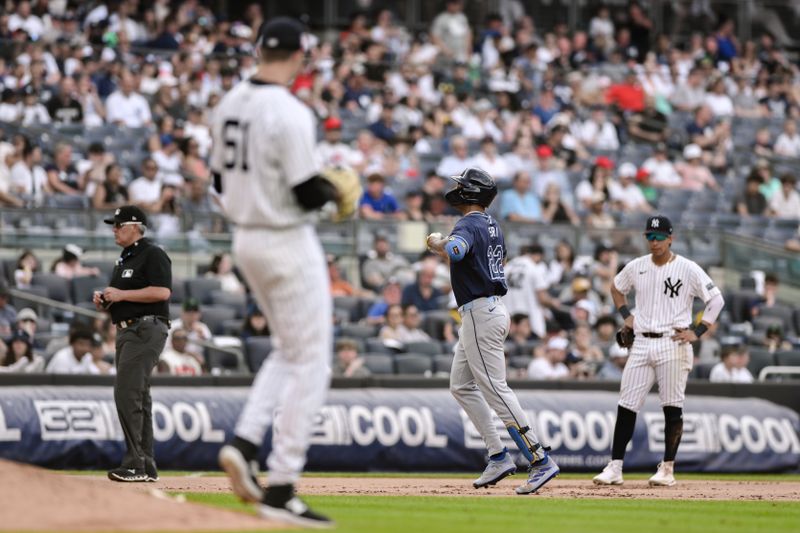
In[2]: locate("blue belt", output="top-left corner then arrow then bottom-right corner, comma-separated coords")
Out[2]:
458,295 -> 500,314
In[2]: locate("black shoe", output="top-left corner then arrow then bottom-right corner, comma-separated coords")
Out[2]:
259,485 -> 333,529
108,467 -> 148,482
218,437 -> 263,502
145,459 -> 159,482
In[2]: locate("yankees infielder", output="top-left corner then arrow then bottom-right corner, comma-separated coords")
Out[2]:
594,215 -> 724,487
427,168 -> 559,495
212,18 -> 336,528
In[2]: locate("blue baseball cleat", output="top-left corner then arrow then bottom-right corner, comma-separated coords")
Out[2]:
515,454 -> 560,495
473,454 -> 517,489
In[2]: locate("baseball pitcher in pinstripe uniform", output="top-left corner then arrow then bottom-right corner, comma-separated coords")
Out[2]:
594,215 -> 725,487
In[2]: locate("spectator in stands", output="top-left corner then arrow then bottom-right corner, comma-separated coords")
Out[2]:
14,307 -> 38,340
401,259 -> 442,313
675,144 -> 720,191
436,135 -> 472,178
768,174 -> 800,219
597,343 -> 628,380
671,67 -> 706,112
92,163 -> 129,211
180,137 -> 210,182
362,233 -> 412,292
571,324 -> 604,372
317,117 -> 365,171
610,162 -> 652,212
579,106 -> 620,151
20,85 -> 50,126
158,328 -> 204,376
594,315 -> 618,352
401,189 -> 425,221
397,304 -> 432,344
367,278 -> 403,325
8,1 -> 43,41
240,304 -> 270,341
775,120 -> 800,158
13,250 -> 39,290
359,173 -> 401,220
547,240 -> 576,286
541,182 -> 580,225
183,107 -> 211,158
379,304 -> 405,344
751,273 -> 781,318
52,244 -> 100,280
605,69 -> 645,112
45,328 -> 95,374
46,76 -> 83,125
785,226 -> 800,252
471,137 -> 511,183
105,70 -> 153,128
81,142 -> 116,197
9,141 -> 46,204
75,73 -> 105,127
507,313 -> 534,348
430,0 -> 472,64
586,192 -> 615,229
764,324 -> 792,353
152,134 -> 183,186
703,76 -> 734,118
86,333 -> 114,375
534,144 -> 572,204
641,142 -> 681,188
205,253 -> 244,295
368,103 -> 398,142
181,177 -> 222,233
533,87 -> 562,125
527,336 -> 570,379
759,79 -> 792,118
709,344 -> 754,383
46,143 -> 81,196
575,157 -> 614,212
500,171 -> 541,222
503,136 -> 539,178
735,172 -> 768,217
626,96 -> 668,144
753,127 -> 775,157
168,298 -> 212,358
333,338 -> 371,378
0,329 -> 43,373
128,158 -> 164,212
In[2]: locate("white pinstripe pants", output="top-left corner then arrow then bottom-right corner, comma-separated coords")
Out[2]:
618,335 -> 693,412
232,225 -> 332,485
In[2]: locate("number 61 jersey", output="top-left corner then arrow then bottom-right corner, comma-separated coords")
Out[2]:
448,211 -> 508,308
614,253 -> 721,334
210,79 -> 320,228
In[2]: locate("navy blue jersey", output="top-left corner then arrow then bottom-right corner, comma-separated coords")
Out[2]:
448,211 -> 508,307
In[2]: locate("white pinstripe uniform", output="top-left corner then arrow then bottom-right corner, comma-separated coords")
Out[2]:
614,254 -> 720,412
211,80 -> 331,485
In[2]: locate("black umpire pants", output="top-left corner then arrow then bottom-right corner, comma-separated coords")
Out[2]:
114,317 -> 169,471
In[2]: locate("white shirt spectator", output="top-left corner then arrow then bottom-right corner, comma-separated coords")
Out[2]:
128,176 -> 162,205
769,187 -> 800,218
642,157 -> 682,188
704,92 -> 734,118
160,347 -> 203,376
10,160 -> 47,202
610,181 -> 650,212
471,153 -> 512,182
459,115 -> 503,143
9,12 -> 44,40
527,357 -> 569,380
709,363 -> 754,383
0,102 -> 20,123
184,122 -> 213,158
168,319 -> 213,359
21,103 -> 51,126
105,89 -> 152,128
317,141 -> 365,170
436,155 -> 473,178
774,133 -> 800,158
152,149 -> 183,186
46,347 -> 98,374
578,120 -> 620,151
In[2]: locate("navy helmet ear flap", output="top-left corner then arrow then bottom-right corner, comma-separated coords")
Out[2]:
446,167 -> 498,207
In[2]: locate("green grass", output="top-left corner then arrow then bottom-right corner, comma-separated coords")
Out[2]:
60,470 -> 800,482
185,492 -> 800,533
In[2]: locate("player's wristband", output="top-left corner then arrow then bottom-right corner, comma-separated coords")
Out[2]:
693,323 -> 709,338
618,305 -> 632,320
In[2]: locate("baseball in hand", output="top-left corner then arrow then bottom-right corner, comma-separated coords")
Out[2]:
426,232 -> 443,249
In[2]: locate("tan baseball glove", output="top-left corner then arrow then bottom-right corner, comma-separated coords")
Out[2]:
322,167 -> 362,221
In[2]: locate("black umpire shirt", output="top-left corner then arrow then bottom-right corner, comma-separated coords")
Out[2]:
108,238 -> 172,323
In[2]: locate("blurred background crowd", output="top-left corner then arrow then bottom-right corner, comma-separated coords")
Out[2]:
0,0 -> 798,382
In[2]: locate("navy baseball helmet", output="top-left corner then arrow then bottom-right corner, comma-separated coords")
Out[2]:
444,168 -> 498,208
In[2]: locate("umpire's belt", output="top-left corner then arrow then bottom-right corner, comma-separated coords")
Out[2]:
116,315 -> 170,330
641,332 -> 664,338
458,295 -> 500,315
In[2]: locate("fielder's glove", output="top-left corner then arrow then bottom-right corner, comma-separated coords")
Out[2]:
322,166 -> 362,221
616,326 -> 635,349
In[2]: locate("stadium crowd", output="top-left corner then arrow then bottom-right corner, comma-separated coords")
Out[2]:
0,0 -> 799,381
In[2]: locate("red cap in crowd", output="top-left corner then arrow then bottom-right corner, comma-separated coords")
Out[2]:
636,168 -> 650,182
324,117 -> 342,131
536,145 -> 553,158
594,156 -> 614,169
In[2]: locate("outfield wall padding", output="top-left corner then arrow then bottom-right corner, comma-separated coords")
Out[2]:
0,386 -> 797,472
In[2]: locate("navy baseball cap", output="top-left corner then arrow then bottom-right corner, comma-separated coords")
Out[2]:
644,215 -> 673,237
104,205 -> 148,227
257,17 -> 305,51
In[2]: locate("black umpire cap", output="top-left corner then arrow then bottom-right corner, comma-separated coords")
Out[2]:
104,205 -> 148,227
257,17 -> 305,51
644,215 -> 673,237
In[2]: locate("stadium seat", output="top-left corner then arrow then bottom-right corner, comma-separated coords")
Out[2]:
222,318 -> 243,337
339,323 -> 378,339
775,350 -> 800,367
205,346 -> 241,373
362,353 -> 394,374
31,273 -> 71,303
333,296 -> 361,322
752,315 -> 784,334
71,276 -> 105,303
747,348 -> 775,377
185,278 -> 222,304
394,353 -> 432,375
170,277 -> 186,304
365,337 -> 396,354
199,305 -> 237,335
244,336 -> 272,373
508,355 -> 532,371
433,354 -> 453,373
208,290 -> 247,318
691,362 -> 715,380
421,310 -> 453,340
403,340 -> 442,356
758,306 -> 797,335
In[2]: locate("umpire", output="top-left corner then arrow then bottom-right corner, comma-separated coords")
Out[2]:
94,205 -> 172,483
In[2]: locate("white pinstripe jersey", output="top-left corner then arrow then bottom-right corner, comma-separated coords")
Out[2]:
210,80 -> 320,228
614,254 -> 720,334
